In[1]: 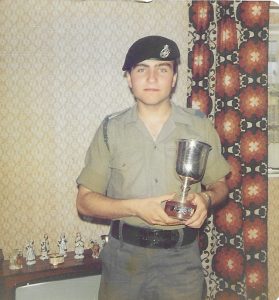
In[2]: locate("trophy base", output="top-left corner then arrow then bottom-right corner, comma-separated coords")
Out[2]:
164,200 -> 196,220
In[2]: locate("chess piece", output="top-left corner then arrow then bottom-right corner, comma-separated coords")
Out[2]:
40,240 -> 48,260
74,232 -> 85,259
44,233 -> 50,254
58,233 -> 67,257
25,240 -> 36,266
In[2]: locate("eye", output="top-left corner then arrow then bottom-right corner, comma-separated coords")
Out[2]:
134,66 -> 146,73
159,67 -> 169,73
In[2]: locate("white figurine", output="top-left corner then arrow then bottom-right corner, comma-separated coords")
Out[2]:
58,233 -> 67,257
74,232 -> 85,259
40,240 -> 48,260
25,240 -> 36,265
44,233 -> 50,254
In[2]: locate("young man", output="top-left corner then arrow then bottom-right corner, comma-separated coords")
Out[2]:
76,36 -> 230,300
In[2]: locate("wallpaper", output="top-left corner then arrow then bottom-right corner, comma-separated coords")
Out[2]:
268,177 -> 279,300
0,0 -> 188,257
0,1 -> 278,299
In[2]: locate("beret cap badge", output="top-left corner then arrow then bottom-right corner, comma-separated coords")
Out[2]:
160,45 -> 170,59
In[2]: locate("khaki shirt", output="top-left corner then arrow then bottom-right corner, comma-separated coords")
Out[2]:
77,103 -> 230,229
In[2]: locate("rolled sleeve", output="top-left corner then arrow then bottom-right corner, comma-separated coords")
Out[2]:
201,120 -> 231,185
76,122 -> 111,194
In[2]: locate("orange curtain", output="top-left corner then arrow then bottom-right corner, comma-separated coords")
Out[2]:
187,1 -> 269,299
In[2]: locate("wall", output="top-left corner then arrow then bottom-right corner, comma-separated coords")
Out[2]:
0,0 -> 188,257
268,177 -> 279,300
266,6 -> 279,300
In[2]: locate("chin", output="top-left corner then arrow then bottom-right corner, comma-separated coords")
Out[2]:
136,95 -> 171,105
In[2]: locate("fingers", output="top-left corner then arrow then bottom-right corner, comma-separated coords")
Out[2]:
145,204 -> 184,226
157,193 -> 176,204
139,194 -> 184,226
158,213 -> 184,226
184,193 -> 208,228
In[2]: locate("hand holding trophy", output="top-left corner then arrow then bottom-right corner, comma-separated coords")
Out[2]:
164,139 -> 212,220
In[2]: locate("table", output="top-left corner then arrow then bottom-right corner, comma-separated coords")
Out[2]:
0,250 -> 102,300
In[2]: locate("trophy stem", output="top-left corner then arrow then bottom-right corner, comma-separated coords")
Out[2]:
180,177 -> 190,204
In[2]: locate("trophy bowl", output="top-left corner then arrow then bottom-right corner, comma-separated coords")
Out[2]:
165,139 -> 212,220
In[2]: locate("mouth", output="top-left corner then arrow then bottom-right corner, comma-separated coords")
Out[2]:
144,88 -> 159,92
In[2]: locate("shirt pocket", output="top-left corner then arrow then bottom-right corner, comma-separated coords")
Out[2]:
109,149 -> 145,197
110,149 -> 143,172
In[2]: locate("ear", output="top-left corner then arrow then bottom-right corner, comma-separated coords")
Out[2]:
126,72 -> 133,89
172,73 -> 178,88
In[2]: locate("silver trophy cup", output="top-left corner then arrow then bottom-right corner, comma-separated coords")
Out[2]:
164,139 -> 212,220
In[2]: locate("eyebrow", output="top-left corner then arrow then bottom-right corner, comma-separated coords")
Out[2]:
134,62 -> 173,68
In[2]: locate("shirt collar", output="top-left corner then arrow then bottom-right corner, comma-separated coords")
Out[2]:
123,102 -> 193,126
170,102 -> 193,126
123,104 -> 138,125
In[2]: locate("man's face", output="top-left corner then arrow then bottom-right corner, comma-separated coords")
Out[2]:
126,59 -> 177,106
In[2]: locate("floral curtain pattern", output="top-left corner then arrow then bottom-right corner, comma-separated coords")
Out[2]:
187,1 -> 269,299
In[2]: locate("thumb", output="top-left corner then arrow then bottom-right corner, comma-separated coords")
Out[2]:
158,193 -> 176,203
186,193 -> 196,204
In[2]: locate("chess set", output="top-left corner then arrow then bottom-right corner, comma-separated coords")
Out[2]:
1,233 -> 108,270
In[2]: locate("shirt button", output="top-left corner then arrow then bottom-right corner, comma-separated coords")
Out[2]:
154,145 -> 157,150
154,178 -> 158,183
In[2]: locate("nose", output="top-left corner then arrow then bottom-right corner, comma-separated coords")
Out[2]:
147,68 -> 157,82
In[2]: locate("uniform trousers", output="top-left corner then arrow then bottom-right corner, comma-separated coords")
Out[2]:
98,236 -> 204,300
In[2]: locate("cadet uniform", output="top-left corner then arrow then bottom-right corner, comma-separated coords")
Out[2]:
77,36 -> 230,300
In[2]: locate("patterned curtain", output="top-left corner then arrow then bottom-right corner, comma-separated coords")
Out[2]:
187,1 -> 269,299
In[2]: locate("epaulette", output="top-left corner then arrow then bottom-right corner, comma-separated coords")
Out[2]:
193,108 -> 206,118
103,108 -> 130,152
181,107 -> 206,119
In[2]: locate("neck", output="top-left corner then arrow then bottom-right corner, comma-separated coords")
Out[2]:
137,100 -> 172,120
137,101 -> 172,140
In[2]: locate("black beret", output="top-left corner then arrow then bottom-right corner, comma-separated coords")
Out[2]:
122,35 -> 180,71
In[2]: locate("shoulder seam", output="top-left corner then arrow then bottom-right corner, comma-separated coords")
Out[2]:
103,108 -> 130,151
